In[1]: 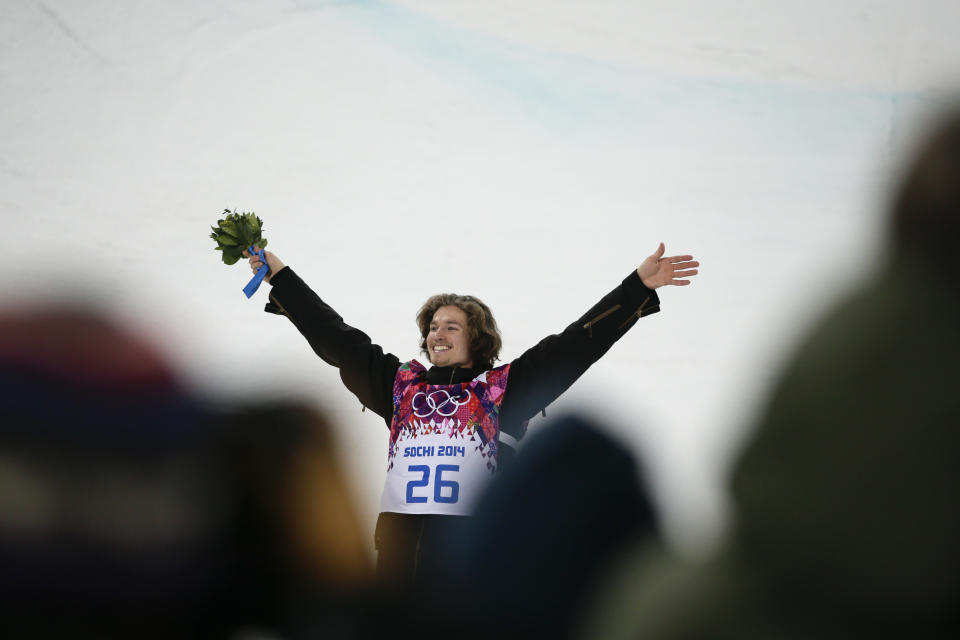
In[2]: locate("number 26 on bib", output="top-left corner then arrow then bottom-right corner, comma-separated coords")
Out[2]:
405,464 -> 460,504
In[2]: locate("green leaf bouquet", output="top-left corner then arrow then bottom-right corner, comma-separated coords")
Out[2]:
210,209 -> 268,265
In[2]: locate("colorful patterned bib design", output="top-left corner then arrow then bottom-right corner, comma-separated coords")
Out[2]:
380,360 -> 512,515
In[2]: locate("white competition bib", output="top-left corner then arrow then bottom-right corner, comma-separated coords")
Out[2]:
380,361 -> 511,516
380,429 -> 495,515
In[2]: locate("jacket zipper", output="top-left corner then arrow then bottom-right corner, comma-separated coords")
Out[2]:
583,304 -> 621,338
617,298 -> 651,329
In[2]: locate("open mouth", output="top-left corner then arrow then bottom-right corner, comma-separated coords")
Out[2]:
433,345 -> 450,352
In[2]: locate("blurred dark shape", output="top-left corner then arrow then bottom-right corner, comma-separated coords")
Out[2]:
372,511 -> 464,587
891,105 -> 960,264
213,402 -> 377,639
0,305 -> 374,638
579,107 -> 960,638
418,413 -> 659,640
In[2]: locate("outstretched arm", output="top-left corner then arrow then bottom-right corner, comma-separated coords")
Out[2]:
244,247 -> 400,424
500,244 -> 698,434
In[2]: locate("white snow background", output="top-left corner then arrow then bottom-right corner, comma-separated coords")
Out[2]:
3,0 -> 959,555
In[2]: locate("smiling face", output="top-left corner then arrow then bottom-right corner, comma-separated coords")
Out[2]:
426,305 -> 473,368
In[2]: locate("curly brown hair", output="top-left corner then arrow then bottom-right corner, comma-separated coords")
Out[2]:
416,294 -> 502,371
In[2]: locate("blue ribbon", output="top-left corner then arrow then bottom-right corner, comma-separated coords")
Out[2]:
243,246 -> 269,298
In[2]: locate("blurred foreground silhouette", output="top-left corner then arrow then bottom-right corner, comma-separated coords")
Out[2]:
578,104 -> 960,638
0,306 -> 375,638
413,413 -> 660,640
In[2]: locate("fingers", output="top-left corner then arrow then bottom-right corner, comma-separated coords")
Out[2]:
247,251 -> 265,272
667,266 -> 699,287
652,242 -> 666,259
650,249 -> 699,286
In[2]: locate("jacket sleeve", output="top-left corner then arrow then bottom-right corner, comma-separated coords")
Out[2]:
499,270 -> 660,438
263,266 -> 399,426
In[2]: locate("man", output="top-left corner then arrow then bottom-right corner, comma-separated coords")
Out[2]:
245,242 -> 698,582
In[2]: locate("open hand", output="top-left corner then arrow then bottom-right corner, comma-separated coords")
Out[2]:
636,243 -> 699,289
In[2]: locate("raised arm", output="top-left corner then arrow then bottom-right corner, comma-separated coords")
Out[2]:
500,244 -> 698,433
245,248 -> 400,424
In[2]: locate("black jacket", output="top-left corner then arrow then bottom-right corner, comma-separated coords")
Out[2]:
264,266 -> 659,443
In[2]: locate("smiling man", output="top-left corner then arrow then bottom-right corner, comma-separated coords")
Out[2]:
244,243 -> 698,584
424,304 -> 472,367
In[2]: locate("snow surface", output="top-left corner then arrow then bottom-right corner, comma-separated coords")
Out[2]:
3,0 -> 959,555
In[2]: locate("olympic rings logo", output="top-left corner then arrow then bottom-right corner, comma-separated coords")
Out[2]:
412,389 -> 473,418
